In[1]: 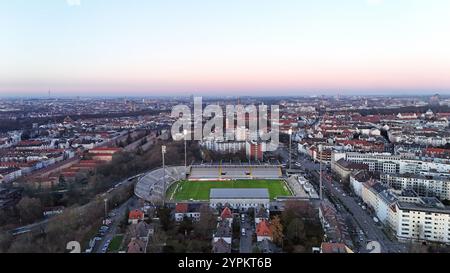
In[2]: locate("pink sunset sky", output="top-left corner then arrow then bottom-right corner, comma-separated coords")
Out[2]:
1,0 -> 449,96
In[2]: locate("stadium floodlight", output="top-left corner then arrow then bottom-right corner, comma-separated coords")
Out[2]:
103,198 -> 108,220
318,144 -> 323,201
288,128 -> 293,170
183,129 -> 188,171
162,145 -> 167,206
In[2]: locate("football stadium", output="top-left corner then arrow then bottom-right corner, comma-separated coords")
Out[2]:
134,164 -> 293,204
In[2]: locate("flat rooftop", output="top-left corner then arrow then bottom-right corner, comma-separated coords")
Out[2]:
210,188 -> 270,199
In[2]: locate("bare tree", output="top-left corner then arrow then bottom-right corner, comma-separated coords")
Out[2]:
271,216 -> 284,246
16,197 -> 43,224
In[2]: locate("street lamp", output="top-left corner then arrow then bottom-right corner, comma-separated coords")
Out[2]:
162,145 -> 167,207
104,198 -> 108,220
288,128 -> 293,170
183,129 -> 188,171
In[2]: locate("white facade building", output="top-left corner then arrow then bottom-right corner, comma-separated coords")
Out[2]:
200,140 -> 246,154
341,152 -> 450,175
393,198 -> 450,243
381,173 -> 450,201
209,189 -> 270,211
361,182 -> 397,224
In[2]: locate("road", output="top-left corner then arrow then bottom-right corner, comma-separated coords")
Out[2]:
239,215 -> 254,253
10,219 -> 49,236
321,174 -> 407,253
295,153 -> 407,253
94,196 -> 138,253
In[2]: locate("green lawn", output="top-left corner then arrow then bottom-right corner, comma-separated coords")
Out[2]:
108,235 -> 124,253
167,180 -> 291,201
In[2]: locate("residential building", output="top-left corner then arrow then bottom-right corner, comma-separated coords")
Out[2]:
255,206 -> 269,225
320,242 -> 353,253
331,159 -> 368,183
393,197 -> 450,243
362,182 -> 398,224
0,167 -> 22,183
212,238 -> 231,253
213,220 -> 232,244
174,203 -> 202,222
256,219 -> 273,242
128,209 -> 145,224
381,173 -> 450,201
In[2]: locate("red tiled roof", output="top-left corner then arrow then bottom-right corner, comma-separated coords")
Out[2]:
90,147 -> 122,152
256,219 -> 272,237
175,203 -> 189,213
129,209 -> 144,220
425,148 -> 448,154
220,207 -> 233,219
91,153 -> 115,157
321,243 -> 351,253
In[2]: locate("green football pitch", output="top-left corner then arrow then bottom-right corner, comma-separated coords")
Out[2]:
166,179 -> 292,201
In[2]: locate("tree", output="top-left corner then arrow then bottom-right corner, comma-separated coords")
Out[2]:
178,217 -> 194,236
21,130 -> 31,140
0,210 -> 10,226
271,216 -> 284,246
126,132 -> 133,145
193,205 -> 216,240
0,231 -> 13,253
16,197 -> 43,224
286,218 -> 305,244
158,207 -> 173,231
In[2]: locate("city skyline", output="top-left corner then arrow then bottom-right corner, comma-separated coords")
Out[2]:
1,0 -> 450,96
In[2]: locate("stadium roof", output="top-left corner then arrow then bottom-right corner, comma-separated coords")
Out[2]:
210,188 -> 269,199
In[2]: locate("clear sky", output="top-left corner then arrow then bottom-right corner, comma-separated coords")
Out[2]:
1,0 -> 450,97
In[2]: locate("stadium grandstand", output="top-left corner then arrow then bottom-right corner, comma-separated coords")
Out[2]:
189,164 -> 282,181
134,166 -> 187,203
135,163 -> 285,203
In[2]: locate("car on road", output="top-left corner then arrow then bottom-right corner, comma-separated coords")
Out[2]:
242,228 -> 246,236
101,246 -> 108,253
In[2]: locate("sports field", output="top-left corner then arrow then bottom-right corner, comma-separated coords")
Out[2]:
167,180 -> 292,201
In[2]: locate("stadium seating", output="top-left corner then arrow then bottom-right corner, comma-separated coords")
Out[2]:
189,165 -> 282,180
134,166 -> 187,203
135,164 -> 283,203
